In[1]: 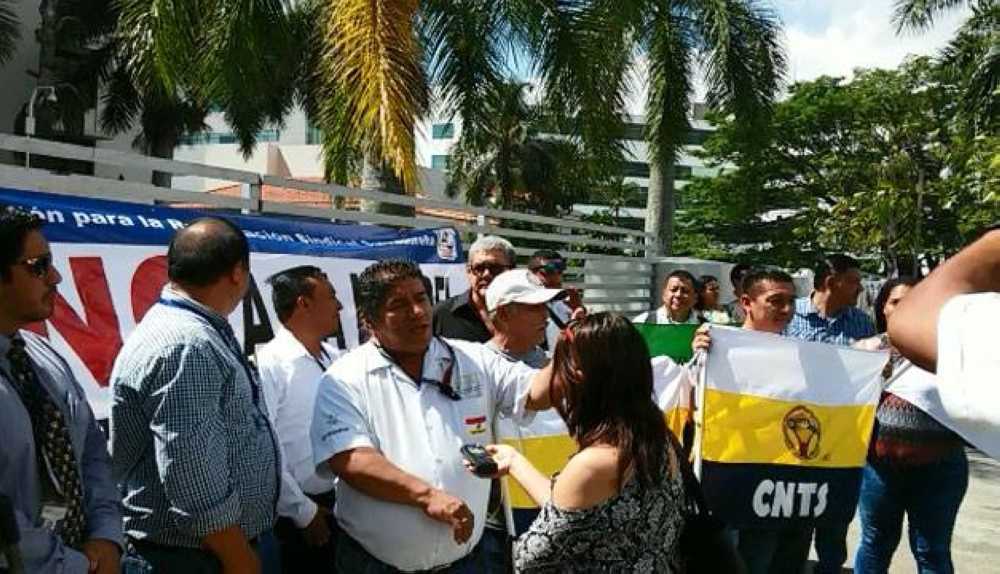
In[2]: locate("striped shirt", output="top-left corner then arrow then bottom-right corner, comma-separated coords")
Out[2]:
110,287 -> 280,548
785,295 -> 875,346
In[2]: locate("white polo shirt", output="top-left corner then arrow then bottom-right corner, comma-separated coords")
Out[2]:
257,328 -> 340,527
311,337 -> 537,571
937,293 -> 1000,457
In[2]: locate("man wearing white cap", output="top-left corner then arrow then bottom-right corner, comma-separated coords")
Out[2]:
485,270 -> 566,370
484,270 -> 569,538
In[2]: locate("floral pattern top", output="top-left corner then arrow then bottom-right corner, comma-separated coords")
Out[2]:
513,447 -> 685,573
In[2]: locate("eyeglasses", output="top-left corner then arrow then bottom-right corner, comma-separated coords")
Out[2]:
532,260 -> 565,274
469,262 -> 510,276
18,254 -> 54,279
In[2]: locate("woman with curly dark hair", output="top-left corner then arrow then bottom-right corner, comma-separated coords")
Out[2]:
479,312 -> 686,573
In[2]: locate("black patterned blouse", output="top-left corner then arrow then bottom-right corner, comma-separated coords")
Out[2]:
513,448 -> 685,573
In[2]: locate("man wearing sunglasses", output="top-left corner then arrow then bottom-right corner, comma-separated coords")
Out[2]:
527,250 -> 584,350
0,204 -> 123,573
433,235 -> 516,344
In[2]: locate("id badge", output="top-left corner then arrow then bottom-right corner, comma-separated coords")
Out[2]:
40,504 -> 68,532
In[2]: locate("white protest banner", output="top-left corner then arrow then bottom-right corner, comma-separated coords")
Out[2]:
0,186 -> 469,418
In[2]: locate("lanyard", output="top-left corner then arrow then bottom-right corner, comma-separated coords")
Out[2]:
156,298 -> 262,408
373,337 -> 461,401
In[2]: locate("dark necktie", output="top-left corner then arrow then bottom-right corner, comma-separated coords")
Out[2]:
7,338 -> 87,547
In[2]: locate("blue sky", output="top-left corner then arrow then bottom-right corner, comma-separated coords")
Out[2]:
773,0 -> 969,82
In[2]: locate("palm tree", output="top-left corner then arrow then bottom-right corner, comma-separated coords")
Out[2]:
446,81 -> 592,215
638,0 -> 786,256
894,0 -> 998,133
0,0 -> 20,65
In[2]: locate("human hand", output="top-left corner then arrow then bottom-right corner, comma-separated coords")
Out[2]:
691,324 -> 712,353
81,538 -> 120,574
302,506 -> 333,548
853,335 -> 888,352
565,287 -> 584,311
461,444 -> 517,478
221,550 -> 260,574
420,489 -> 475,544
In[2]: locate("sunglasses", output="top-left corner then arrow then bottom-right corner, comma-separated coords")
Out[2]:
19,254 -> 54,278
532,260 -> 565,273
469,262 -> 510,276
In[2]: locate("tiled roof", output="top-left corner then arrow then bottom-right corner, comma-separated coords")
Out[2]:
171,179 -> 478,225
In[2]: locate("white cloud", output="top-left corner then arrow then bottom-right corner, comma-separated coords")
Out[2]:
781,0 -> 970,83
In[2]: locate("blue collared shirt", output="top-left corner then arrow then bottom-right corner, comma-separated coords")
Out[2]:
110,287 -> 280,548
0,331 -> 123,574
785,295 -> 875,346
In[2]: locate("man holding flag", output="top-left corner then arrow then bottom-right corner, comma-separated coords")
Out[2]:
692,269 -> 813,574
781,255 -> 875,574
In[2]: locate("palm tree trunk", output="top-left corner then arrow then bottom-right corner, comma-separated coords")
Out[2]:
359,153 -> 415,218
645,154 -> 676,257
149,137 -> 176,188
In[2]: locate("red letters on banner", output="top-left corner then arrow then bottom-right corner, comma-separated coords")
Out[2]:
49,257 -> 123,386
131,255 -> 168,323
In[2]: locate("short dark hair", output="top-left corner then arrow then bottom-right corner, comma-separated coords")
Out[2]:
355,259 -> 426,324
874,276 -> 920,333
730,262 -> 752,288
0,204 -> 45,281
663,269 -> 697,291
267,265 -> 326,323
813,254 -> 860,290
528,249 -> 563,269
167,217 -> 250,287
742,269 -> 795,298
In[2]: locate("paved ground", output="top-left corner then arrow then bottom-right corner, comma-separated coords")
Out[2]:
804,449 -> 1000,572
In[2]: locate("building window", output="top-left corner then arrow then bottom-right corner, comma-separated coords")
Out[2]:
307,124 -> 324,145
432,123 -> 455,139
683,129 -> 713,146
178,130 -> 278,146
623,161 -> 650,178
623,123 -> 645,141
674,165 -> 692,180
431,154 -> 450,170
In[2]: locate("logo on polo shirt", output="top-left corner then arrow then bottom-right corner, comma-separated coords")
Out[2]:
465,415 -> 487,435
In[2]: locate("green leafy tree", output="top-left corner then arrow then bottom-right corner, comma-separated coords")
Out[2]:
676,57 -> 999,274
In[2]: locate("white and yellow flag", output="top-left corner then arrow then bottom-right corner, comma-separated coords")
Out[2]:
497,354 -> 693,511
698,327 -> 887,527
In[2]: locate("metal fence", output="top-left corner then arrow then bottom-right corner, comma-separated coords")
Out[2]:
0,134 -> 658,314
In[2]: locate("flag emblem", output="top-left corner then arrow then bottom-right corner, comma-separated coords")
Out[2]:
465,415 -> 487,435
783,406 -> 821,460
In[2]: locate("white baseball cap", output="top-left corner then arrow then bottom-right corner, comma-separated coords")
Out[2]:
486,269 -> 565,312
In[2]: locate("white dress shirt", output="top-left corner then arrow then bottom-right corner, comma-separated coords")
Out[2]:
258,328 -> 340,528
310,337 -> 537,571
633,307 -> 701,324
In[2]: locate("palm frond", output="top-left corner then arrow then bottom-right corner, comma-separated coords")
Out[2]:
0,0 -> 20,65
644,0 -> 696,165
197,0 -> 301,157
422,0 -> 506,135
320,0 -> 428,192
114,0 -> 201,97
531,0 -> 637,172
892,0 -> 970,32
938,2 -> 999,132
696,0 -> 786,140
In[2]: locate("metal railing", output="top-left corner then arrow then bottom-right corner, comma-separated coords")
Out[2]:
0,133 -> 658,313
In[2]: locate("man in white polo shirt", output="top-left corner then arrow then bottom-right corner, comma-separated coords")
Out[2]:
257,265 -> 344,572
311,259 -> 554,573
